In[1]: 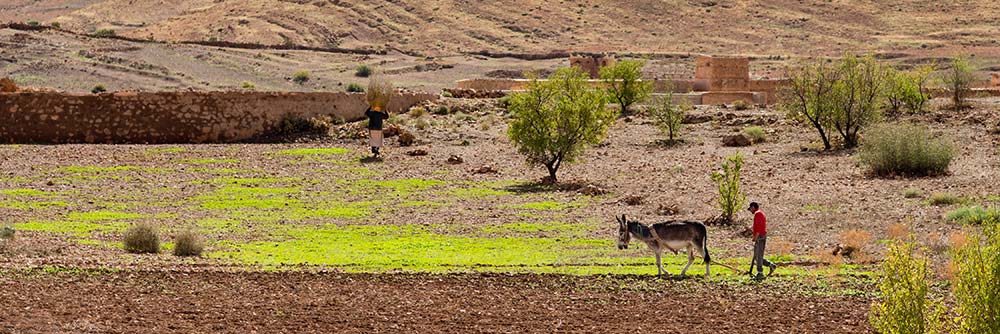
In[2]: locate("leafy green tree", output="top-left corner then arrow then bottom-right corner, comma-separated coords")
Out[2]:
600,59 -> 652,116
649,91 -> 688,142
781,60 -> 840,150
941,55 -> 977,111
508,68 -> 614,183
830,54 -> 889,148
886,66 -> 932,114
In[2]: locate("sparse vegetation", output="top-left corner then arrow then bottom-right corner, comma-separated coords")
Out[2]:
649,92 -> 687,142
946,206 -> 1000,225
599,59 -> 652,116
292,71 -> 310,85
733,99 -> 751,111
432,105 -> 450,115
355,65 -> 372,78
92,29 -> 116,38
710,153 -> 747,224
346,83 -> 365,93
886,65 -> 933,114
743,126 -> 766,144
409,106 -> 427,118
869,240 -> 946,334
928,193 -> 962,206
940,55 -> 976,111
507,67 -> 614,183
277,114 -> 331,135
952,222 -> 1000,333
903,188 -> 923,199
241,81 -> 256,90
173,230 -> 204,257
859,123 -> 955,177
122,222 -> 160,254
91,85 -> 107,94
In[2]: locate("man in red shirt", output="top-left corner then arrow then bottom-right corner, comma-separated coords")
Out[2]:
749,202 -> 777,280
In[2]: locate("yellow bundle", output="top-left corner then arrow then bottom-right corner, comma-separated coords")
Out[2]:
366,75 -> 394,110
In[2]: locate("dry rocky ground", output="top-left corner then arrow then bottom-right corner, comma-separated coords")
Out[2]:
0,96 -> 997,332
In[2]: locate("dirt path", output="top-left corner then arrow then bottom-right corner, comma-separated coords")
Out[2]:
0,271 -> 871,333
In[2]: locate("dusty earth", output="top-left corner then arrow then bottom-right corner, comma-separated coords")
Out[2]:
3,0 -> 1000,93
0,96 -> 998,332
0,271 -> 870,334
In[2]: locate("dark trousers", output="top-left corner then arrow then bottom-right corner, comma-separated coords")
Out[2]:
752,235 -> 775,274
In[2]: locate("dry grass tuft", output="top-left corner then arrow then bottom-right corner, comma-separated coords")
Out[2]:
887,223 -> 910,240
770,236 -> 794,256
173,229 -> 204,257
123,222 -> 160,254
837,229 -> 873,262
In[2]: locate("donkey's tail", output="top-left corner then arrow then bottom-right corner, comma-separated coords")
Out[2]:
698,223 -> 711,264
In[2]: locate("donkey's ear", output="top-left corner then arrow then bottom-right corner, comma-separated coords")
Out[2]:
621,214 -> 627,223
615,215 -> 622,224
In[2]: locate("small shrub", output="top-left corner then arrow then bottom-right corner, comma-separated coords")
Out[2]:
173,230 -> 204,257
886,66 -> 932,114
743,126 -> 766,144
733,99 -> 751,111
409,106 -> 427,118
123,222 -> 160,254
837,229 -> 873,261
346,83 -> 365,93
355,65 -> 372,77
710,153 -> 747,223
433,105 -> 450,115
241,81 -> 256,90
276,114 -> 330,135
952,222 -> 1000,333
0,225 -> 14,240
292,71 -> 310,85
940,55 -> 976,111
27,21 -> 40,27
945,206 -> 1000,225
928,193 -> 962,206
414,118 -> 429,130
91,85 -> 107,94
859,123 -> 955,177
869,240 -> 945,334
887,223 -> 910,241
93,29 -> 116,38
903,188 -> 923,199
51,22 -> 60,29
441,90 -> 453,98
498,95 -> 513,108
649,93 -> 687,141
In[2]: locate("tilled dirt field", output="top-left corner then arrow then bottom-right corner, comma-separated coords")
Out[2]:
0,271 -> 871,333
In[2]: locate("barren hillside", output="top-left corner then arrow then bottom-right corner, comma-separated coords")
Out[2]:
5,0 -> 1000,56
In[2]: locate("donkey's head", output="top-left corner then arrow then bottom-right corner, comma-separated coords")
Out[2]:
616,214 -> 632,249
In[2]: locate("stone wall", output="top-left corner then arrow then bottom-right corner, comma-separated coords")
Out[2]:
0,91 -> 436,144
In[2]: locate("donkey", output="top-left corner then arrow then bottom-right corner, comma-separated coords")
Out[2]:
616,215 -> 710,277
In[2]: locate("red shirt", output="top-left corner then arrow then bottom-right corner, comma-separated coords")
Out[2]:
752,210 -> 767,236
